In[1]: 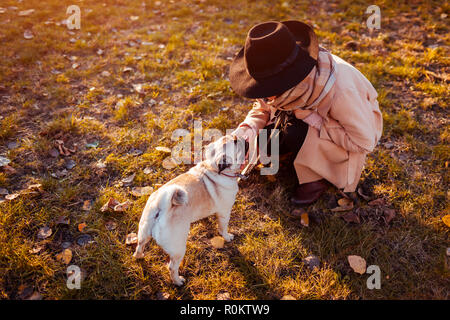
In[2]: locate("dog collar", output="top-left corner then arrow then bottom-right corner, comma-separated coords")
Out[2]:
220,172 -> 248,180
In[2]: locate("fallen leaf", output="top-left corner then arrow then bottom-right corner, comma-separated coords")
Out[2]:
0,187 -> 8,195
156,146 -> 172,153
162,157 -> 177,169
5,193 -> 19,201
76,234 -> 93,246
217,292 -> 230,300
100,198 -> 120,212
18,285 -> 33,299
442,215 -> 450,228
300,212 -> 309,227
132,83 -> 144,94
341,211 -> 360,224
156,291 -> 170,300
368,198 -> 385,206
210,236 -> 225,249
105,221 -> 117,231
78,222 -> 87,232
114,200 -> 132,212
303,255 -> 320,270
28,183 -> 42,192
331,197 -> 354,212
29,244 -> 44,254
95,160 -> 107,169
286,208 -> 305,219
82,200 -> 92,211
56,249 -> 72,265
37,226 -> 52,239
65,159 -> 76,170
357,187 -> 371,201
23,30 -> 34,39
130,186 -> 153,197
330,204 -> 353,212
2,165 -> 17,174
338,198 -> 353,207
129,149 -> 143,156
55,216 -> 70,225
281,295 -> 296,300
18,9 -> 35,16
125,233 -> 138,245
383,208 -> 396,224
49,148 -> 59,157
143,167 -> 153,174
85,141 -> 99,148
348,255 -> 367,274
26,292 -> 43,300
0,156 -> 10,167
121,173 -> 136,184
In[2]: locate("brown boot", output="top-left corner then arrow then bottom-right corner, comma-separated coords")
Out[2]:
290,179 -> 329,206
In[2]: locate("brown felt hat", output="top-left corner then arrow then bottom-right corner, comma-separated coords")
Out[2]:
229,20 -> 319,99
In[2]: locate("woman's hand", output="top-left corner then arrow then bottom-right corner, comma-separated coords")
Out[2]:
231,124 -> 257,142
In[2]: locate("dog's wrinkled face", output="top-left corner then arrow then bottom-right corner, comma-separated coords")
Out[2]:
204,135 -> 249,173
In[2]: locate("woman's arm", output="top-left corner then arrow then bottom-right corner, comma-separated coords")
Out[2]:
233,100 -> 271,141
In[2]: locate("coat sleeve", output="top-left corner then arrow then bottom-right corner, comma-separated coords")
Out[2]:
322,87 -> 379,153
239,100 -> 271,131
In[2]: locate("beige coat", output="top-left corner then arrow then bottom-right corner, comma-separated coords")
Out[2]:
241,54 -> 383,192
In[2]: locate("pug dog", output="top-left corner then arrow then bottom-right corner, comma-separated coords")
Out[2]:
133,135 -> 248,286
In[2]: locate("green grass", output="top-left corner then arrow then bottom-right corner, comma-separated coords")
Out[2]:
0,0 -> 449,300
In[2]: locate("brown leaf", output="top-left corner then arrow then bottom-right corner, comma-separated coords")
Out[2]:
114,200 -> 132,212
55,216 -> 70,226
341,211 -> 360,224
357,187 -> 371,201
211,236 -> 225,249
368,198 -> 385,206
78,222 -> 87,232
300,212 -> 309,227
18,285 -> 33,299
217,292 -> 230,300
281,295 -> 296,300
56,249 -> 72,264
347,255 -> 367,274
26,292 -> 43,300
105,221 -> 117,231
29,244 -> 45,254
286,208 -> 305,219
383,208 -> 396,224
5,193 -> 20,201
37,226 -> 52,239
130,186 -> 153,197
442,215 -> 450,228
100,198 -> 120,212
125,233 -> 138,245
82,200 -> 92,211
121,173 -> 136,184
162,157 -> 177,169
338,198 -> 353,207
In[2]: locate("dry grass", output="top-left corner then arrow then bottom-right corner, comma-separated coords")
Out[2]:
0,0 -> 448,300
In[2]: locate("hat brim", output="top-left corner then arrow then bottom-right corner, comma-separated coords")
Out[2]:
229,21 -> 319,99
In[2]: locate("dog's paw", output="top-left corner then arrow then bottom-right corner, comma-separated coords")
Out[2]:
133,251 -> 144,259
173,276 -> 186,287
222,233 -> 234,242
